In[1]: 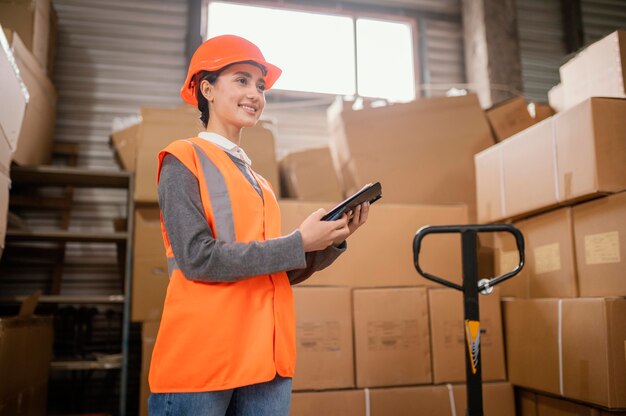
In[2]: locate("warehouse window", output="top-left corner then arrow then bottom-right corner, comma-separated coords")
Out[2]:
206,2 -> 416,102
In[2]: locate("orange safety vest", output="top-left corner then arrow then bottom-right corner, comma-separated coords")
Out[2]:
148,137 -> 296,393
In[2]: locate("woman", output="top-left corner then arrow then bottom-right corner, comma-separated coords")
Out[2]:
148,34 -> 369,415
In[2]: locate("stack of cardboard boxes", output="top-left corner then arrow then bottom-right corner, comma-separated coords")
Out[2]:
287,253 -> 514,414
475,30 -> 626,415
109,107 -> 282,415
278,92 -> 521,415
0,2 -> 58,409
0,0 -> 58,168
0,0 -> 58,259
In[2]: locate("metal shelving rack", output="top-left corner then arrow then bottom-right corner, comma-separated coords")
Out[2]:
1,165 -> 134,416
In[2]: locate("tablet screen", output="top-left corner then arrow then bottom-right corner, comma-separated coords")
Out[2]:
321,182 -> 382,221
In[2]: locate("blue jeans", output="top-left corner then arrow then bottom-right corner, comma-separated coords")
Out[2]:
148,374 -> 292,416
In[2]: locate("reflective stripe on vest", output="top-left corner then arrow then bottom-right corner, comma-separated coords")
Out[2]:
166,256 -> 178,277
187,141 -> 236,243
149,137 -> 296,393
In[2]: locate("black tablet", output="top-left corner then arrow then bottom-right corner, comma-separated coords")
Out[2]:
321,182 -> 382,221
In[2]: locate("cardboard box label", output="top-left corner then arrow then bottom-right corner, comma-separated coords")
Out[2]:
500,250 -> 519,273
533,243 -> 561,274
367,320 -> 418,351
297,321 -> 341,352
584,231 -> 620,265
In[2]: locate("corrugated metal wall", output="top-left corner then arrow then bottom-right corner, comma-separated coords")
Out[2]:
581,0 -> 626,44
53,0 -> 187,170
516,0 -> 566,103
422,18 -> 466,97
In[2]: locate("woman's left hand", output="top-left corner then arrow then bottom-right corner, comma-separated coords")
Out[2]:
333,201 -> 370,246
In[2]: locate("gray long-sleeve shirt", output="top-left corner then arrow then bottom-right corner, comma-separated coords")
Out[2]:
158,153 -> 345,285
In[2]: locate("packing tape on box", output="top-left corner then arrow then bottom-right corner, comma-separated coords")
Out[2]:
364,388 -> 371,416
558,298 -> 564,396
446,383 -> 458,416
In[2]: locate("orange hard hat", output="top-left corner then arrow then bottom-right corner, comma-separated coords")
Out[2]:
181,34 -> 282,105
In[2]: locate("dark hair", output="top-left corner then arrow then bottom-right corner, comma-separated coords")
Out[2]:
194,61 -> 268,128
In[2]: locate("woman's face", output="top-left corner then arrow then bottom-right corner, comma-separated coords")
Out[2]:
207,63 -> 267,129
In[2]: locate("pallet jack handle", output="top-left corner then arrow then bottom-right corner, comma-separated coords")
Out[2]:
413,224 -> 525,416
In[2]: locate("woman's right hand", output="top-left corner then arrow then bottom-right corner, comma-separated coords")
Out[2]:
298,209 -> 350,252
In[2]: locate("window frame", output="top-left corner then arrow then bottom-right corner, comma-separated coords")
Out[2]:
202,0 -> 421,101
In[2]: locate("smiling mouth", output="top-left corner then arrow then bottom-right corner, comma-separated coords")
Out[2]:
239,105 -> 256,112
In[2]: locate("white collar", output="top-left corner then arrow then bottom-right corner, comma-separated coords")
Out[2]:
197,132 -> 252,166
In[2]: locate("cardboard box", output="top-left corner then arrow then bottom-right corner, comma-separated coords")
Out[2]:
132,207 -> 169,322
279,147 -> 342,201
519,389 -> 626,416
516,389 -> 538,416
492,229 -> 528,298
504,298 -> 626,409
110,123 -> 140,171
477,234 -> 495,281
554,98 -> 626,202
290,390 -> 365,416
139,321 -> 159,416
548,83 -> 565,113
450,382 -> 515,416
0,294 -> 53,416
132,105 -> 204,202
133,206 -> 165,259
536,393 -> 626,416
328,94 -> 494,221
353,287 -> 431,388
515,207 -> 578,298
560,31 -> 626,110
476,98 -> 626,223
504,299 -> 561,395
7,30 -> 56,166
132,257 -> 168,323
428,288 -> 506,383
474,144 -> 505,224
240,120 -> 281,197
369,384 -> 452,415
573,192 -> 626,297
292,287 -> 354,391
0,26 -> 29,173
280,201 -> 467,288
475,116 -> 561,222
485,96 -> 535,142
0,0 -> 56,74
368,382 -> 514,416
501,118 -> 558,220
